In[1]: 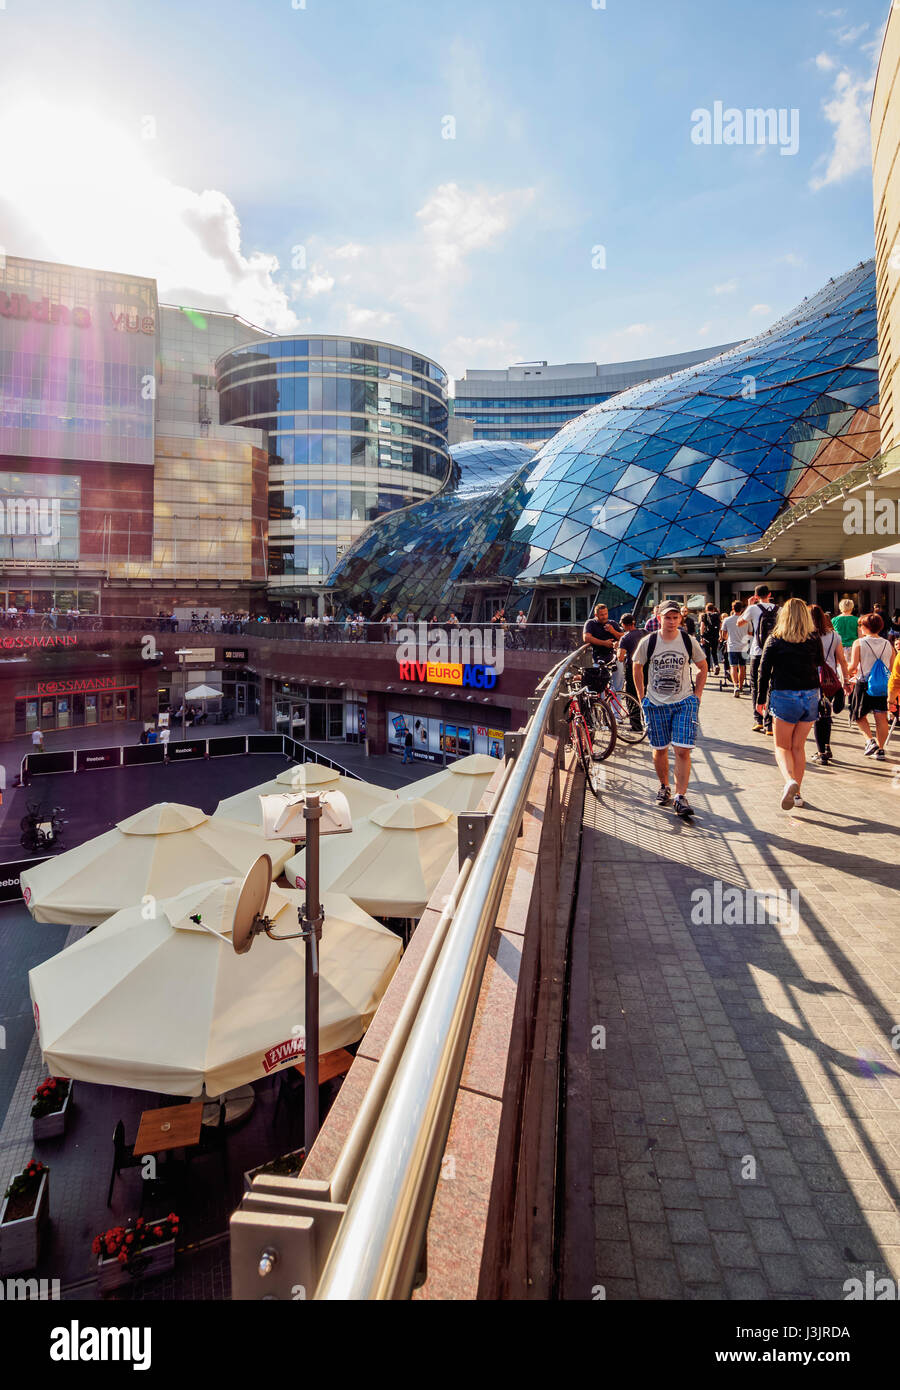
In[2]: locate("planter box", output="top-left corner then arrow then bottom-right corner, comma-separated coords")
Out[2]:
97,1238 -> 175,1295
0,1170 -> 50,1276
32,1083 -> 73,1142
243,1147 -> 306,1193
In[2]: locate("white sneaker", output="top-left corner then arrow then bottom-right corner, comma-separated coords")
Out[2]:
781,779 -> 800,810
863,738 -> 878,756
793,794 -> 805,808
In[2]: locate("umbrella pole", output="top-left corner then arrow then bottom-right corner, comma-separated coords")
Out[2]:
302,794 -> 324,1154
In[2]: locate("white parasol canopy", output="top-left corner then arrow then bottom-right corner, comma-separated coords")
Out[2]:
398,753 -> 501,815
285,796 -> 457,918
184,684 -> 223,700
28,877 -> 401,1096
20,802 -> 294,927
215,761 -> 396,829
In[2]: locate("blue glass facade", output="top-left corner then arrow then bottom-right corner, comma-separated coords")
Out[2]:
328,441 -> 535,616
506,261 -> 878,605
330,262 -> 879,616
215,336 -> 449,588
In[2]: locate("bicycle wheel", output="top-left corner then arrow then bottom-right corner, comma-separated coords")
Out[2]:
584,693 -> 617,762
607,690 -> 647,744
573,714 -> 604,798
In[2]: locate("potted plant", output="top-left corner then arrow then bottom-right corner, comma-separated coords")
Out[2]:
31,1077 -> 73,1141
243,1147 -> 306,1192
0,1160 -> 50,1276
93,1213 -> 179,1295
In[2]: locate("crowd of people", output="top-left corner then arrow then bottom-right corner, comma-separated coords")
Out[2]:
583,591 -> 900,819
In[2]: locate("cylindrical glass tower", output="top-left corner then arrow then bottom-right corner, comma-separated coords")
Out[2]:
215,335 -> 450,598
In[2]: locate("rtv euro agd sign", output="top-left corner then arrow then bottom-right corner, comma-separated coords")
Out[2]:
395,623 -> 503,689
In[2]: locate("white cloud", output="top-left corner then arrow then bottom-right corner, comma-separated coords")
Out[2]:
624,323 -> 652,336
299,181 -> 536,358
0,101 -> 299,331
810,67 -> 875,190
837,22 -> 868,43
780,252 -> 805,267
815,52 -> 836,70
415,182 -> 536,273
696,321 -> 713,337
714,278 -> 739,295
303,271 -> 335,296
441,329 -> 524,379
749,303 -> 771,316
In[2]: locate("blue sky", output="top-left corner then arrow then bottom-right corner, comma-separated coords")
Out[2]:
0,0 -> 888,381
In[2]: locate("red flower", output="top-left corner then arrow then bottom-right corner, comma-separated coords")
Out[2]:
125,1233 -> 134,1244
167,1213 -> 178,1223
136,1217 -> 145,1228
153,1226 -> 163,1238
91,1237 -> 100,1255
117,1251 -> 128,1264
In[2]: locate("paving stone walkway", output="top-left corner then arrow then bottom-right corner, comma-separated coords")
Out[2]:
567,682 -> 900,1300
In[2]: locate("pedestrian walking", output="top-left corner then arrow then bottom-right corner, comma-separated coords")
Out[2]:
831,598 -> 858,652
699,602 -> 721,674
680,605 -> 697,637
755,597 -> 825,809
809,605 -> 851,766
615,614 -> 645,731
31,727 -> 45,753
401,728 -> 414,764
643,605 -> 661,633
721,599 -> 750,697
847,612 -> 895,761
632,601 -> 709,819
744,583 -> 780,735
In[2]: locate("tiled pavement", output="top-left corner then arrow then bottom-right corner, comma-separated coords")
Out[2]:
569,682 -> 900,1300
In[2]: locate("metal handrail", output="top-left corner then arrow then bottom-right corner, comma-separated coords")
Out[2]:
314,643 -> 586,1299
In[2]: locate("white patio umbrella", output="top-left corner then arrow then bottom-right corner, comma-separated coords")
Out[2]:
285,797 -> 457,919
398,753 -> 501,815
184,683 -> 223,721
20,802 -> 294,928
215,761 -> 395,830
28,877 -> 401,1096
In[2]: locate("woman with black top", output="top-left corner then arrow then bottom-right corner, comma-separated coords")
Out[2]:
699,603 -> 721,675
809,604 -> 851,766
756,597 -> 825,810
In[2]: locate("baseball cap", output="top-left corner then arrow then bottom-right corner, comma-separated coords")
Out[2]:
658,601 -> 682,616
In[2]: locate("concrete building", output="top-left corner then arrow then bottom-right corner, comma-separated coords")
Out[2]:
452,347 -> 741,446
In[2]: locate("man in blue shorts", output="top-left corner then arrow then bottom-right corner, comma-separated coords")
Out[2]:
632,601 -> 709,818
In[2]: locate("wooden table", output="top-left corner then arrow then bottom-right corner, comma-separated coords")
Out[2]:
134,1102 -> 204,1154
294,1048 -> 354,1086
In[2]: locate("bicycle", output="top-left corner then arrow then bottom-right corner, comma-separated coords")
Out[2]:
563,671 -> 616,799
598,682 -> 647,745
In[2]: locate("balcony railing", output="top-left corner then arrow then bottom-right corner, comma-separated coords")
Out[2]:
0,614 -> 586,651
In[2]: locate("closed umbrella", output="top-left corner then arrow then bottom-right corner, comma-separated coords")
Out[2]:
20,802 -> 294,927
28,878 -> 401,1096
215,761 -> 395,829
285,797 -> 456,919
397,753 -> 501,815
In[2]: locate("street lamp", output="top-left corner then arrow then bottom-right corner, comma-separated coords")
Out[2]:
174,648 -> 193,740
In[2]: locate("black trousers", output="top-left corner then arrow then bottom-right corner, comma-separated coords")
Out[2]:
749,654 -> 772,729
624,663 -> 642,729
814,699 -> 831,755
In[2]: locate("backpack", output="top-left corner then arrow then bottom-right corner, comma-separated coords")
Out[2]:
643,630 -> 695,673
863,638 -> 892,697
755,603 -> 779,648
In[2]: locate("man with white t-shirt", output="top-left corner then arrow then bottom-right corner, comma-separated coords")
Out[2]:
743,583 -> 779,735
633,602 -> 709,819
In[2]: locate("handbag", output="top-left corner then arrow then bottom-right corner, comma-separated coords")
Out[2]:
818,633 -> 842,701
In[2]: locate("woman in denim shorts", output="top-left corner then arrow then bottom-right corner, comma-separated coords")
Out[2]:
756,598 -> 825,811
